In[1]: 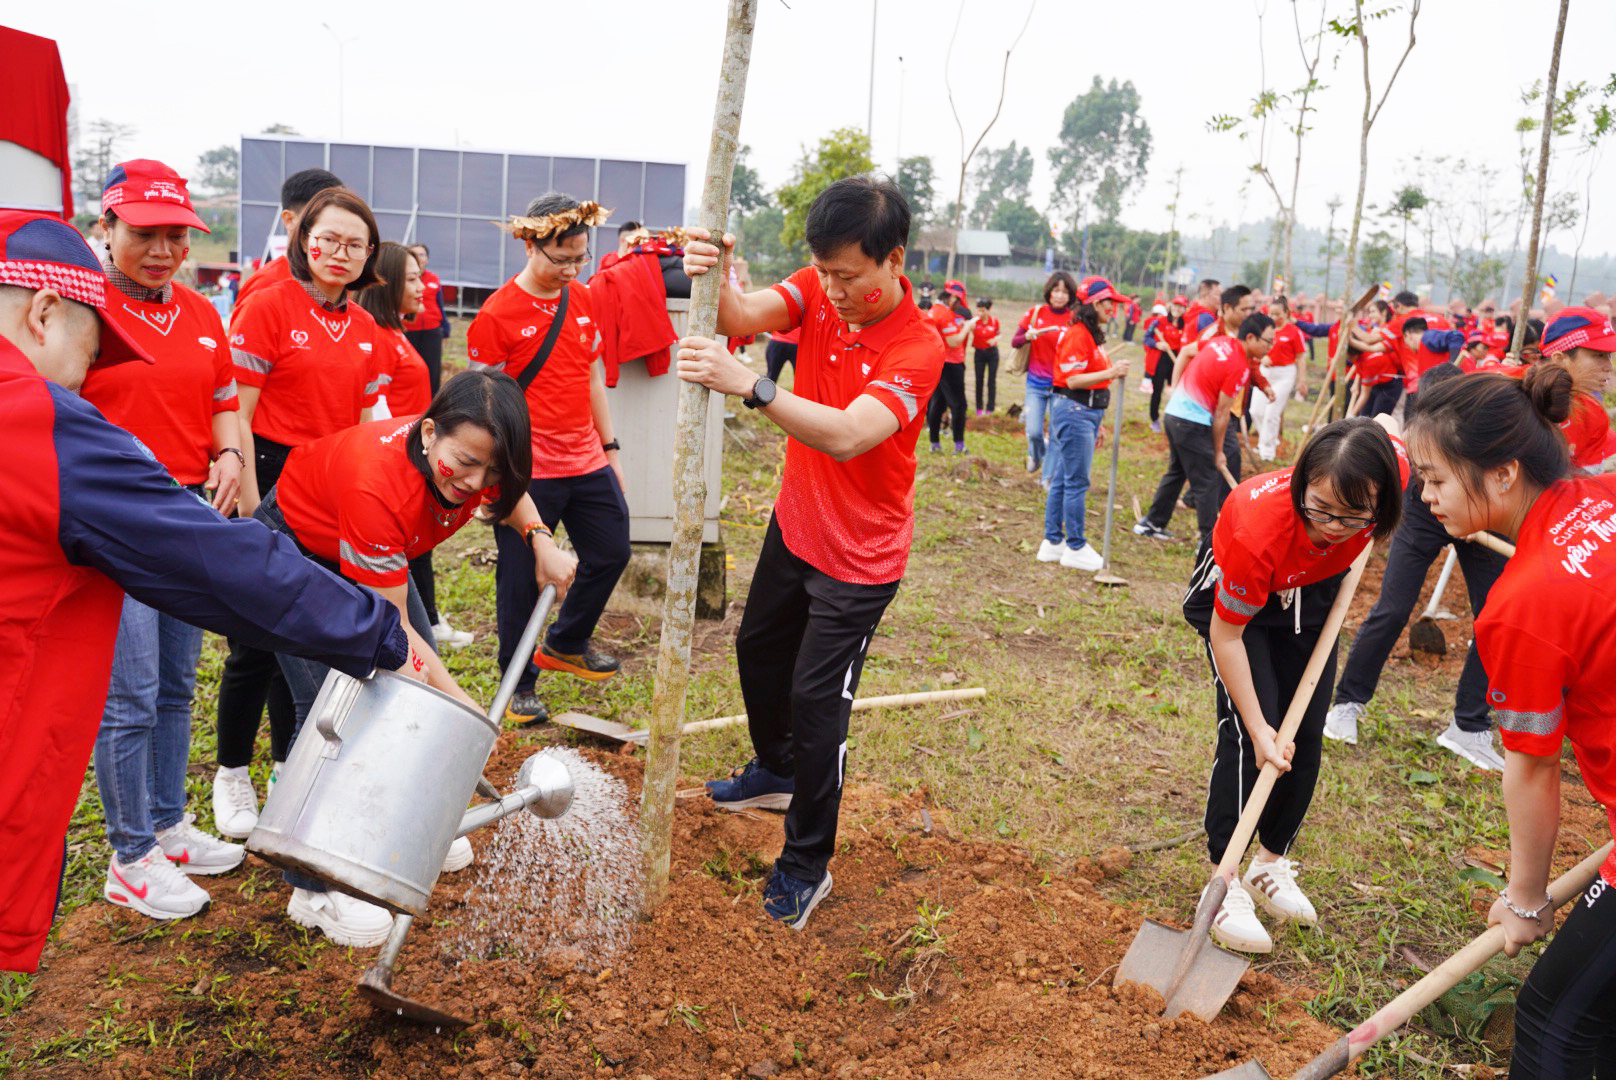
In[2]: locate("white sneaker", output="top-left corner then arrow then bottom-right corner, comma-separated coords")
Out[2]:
212,765 -> 259,839
155,813 -> 244,875
432,620 -> 475,648
105,846 -> 210,920
441,836 -> 474,874
1206,881 -> 1272,954
1436,719 -> 1505,772
1243,856 -> 1318,926
1324,701 -> 1364,745
287,888 -> 394,947
1036,538 -> 1065,563
1138,378 -> 1152,395
1059,542 -> 1104,572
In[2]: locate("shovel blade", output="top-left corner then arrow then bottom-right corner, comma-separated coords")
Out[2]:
1114,919 -> 1251,1022
1094,571 -> 1129,587
549,711 -> 640,743
359,973 -> 472,1028
1408,617 -> 1447,657
1206,1062 -> 1276,1079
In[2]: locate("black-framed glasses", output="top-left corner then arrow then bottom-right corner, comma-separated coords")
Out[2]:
309,233 -> 373,259
1301,504 -> 1376,530
537,246 -> 591,269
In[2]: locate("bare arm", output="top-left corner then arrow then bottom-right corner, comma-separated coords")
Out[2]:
682,228 -> 794,336
676,335 -> 899,462
1489,750 -> 1561,956
1208,613 -> 1292,773
206,410 -> 243,512
1063,352 -> 1132,390
375,582 -> 475,706
1211,394 -> 1236,472
236,386 -> 261,516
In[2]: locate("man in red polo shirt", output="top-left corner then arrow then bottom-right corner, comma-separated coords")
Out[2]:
678,177 -> 943,930
234,169 -> 343,310
405,242 -> 449,393
925,278 -> 973,452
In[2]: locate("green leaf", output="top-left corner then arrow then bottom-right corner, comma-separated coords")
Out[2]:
966,724 -> 985,752
1408,770 -> 1440,785
1458,866 -> 1506,889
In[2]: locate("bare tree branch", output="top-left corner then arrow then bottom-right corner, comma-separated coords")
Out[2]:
1512,0 -> 1571,355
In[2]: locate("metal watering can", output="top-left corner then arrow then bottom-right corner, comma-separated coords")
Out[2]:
248,587 -> 574,915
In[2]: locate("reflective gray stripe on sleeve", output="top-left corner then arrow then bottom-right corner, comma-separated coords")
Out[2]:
466,359 -> 494,373
868,380 -> 919,423
364,376 -> 386,396
1216,582 -> 1262,617
213,379 -> 239,402
780,280 -> 804,314
231,348 -> 271,374
1496,703 -> 1564,738
338,540 -> 408,577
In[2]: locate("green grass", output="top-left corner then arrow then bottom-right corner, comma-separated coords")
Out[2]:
28,331 -> 1558,1076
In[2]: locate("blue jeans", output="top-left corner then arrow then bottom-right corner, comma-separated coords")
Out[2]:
94,595 -> 205,864
1044,397 -> 1105,548
1024,381 -> 1052,468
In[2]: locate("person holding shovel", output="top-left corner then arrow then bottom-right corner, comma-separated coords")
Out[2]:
1183,416 -> 1407,953
677,176 -> 943,930
1407,365 -> 1616,1076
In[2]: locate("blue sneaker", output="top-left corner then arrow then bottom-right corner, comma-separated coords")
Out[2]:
704,758 -> 794,811
762,867 -> 832,931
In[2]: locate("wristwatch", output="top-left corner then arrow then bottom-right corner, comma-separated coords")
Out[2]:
601,439 -> 621,452
742,377 -> 777,410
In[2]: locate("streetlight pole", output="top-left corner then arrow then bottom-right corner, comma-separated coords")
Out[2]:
321,22 -> 353,139
894,55 -> 905,172
867,0 -> 878,140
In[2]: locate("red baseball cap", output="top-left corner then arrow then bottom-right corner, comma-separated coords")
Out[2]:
1542,307 -> 1616,355
1171,294 -> 1188,306
0,210 -> 157,368
1464,330 -> 1489,346
941,278 -> 968,305
1078,277 -> 1129,306
101,159 -> 210,232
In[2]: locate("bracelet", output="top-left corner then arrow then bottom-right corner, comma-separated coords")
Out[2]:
1498,888 -> 1553,921
601,439 -> 621,452
522,520 -> 553,548
217,447 -> 246,464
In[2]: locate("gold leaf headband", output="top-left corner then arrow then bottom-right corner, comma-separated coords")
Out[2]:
497,200 -> 612,241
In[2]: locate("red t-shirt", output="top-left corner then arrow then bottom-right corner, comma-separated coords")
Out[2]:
407,270 -> 444,333
769,269 -> 944,584
229,278 -> 383,448
1561,391 -> 1611,469
971,313 -> 1000,350
1173,336 -> 1252,419
277,415 -> 491,588
1212,437 -> 1410,625
771,324 -> 802,346
1181,304 -> 1218,349
1386,309 -> 1452,393
82,283 -> 237,485
927,302 -> 968,364
378,327 -> 432,416
1015,305 -> 1074,381
1476,475 -> 1616,885
1052,322 -> 1112,391
1266,323 -> 1307,369
1353,326 -> 1401,385
466,279 -> 606,480
234,255 -> 292,310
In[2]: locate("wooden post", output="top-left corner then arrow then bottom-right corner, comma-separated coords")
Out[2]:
638,0 -> 758,911
1509,0 -> 1570,357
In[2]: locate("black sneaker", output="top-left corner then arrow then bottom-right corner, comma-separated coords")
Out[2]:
704,758 -> 794,811
535,642 -> 621,682
1132,520 -> 1175,541
762,866 -> 832,931
503,691 -> 549,725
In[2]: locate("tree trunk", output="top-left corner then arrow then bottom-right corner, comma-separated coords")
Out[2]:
639,0 -> 758,911
1511,0 -> 1569,355
1400,216 -> 1410,288
1330,9 -> 1375,424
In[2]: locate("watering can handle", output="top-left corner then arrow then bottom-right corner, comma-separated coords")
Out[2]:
313,671 -> 367,760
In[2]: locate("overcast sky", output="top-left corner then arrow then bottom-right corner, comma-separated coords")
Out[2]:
16,0 -> 1616,262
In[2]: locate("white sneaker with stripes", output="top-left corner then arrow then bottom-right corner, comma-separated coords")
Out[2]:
1205,881 -> 1272,954
1243,856 -> 1318,926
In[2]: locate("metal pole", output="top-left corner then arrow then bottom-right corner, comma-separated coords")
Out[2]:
867,0 -> 878,140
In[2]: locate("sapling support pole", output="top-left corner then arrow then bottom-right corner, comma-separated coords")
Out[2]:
638,0 -> 758,911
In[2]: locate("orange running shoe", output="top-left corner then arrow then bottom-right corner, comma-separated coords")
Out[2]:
533,641 -> 621,681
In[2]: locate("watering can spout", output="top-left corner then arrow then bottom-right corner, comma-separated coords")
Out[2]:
517,752 -> 575,819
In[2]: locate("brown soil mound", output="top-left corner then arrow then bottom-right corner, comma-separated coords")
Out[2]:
8,742 -> 1346,1079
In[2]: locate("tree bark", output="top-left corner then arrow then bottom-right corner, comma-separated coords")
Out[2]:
1511,0 -> 1570,356
639,0 -> 758,911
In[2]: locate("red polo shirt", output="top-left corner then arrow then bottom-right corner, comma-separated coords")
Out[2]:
1561,391 -> 1611,469
466,279 -> 606,480
971,313 -> 1000,350
927,302 -> 968,364
1266,323 -> 1307,369
1173,336 -> 1252,419
1212,437 -> 1410,625
1476,475 -> 1616,885
409,269 -> 445,333
235,255 -> 292,310
229,277 -> 383,448
277,415 -> 492,588
1052,322 -> 1112,391
769,269 -> 944,584
82,282 -> 237,485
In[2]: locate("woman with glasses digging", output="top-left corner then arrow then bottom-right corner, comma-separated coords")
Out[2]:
1181,415 -> 1407,954
468,193 -> 631,727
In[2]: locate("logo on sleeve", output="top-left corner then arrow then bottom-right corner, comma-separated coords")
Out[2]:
198,336 -> 217,350
231,333 -> 245,345
521,326 -> 538,338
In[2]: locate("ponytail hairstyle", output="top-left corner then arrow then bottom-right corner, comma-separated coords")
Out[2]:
1072,300 -> 1107,347
1407,365 -> 1573,508
1290,417 -> 1405,540
407,369 -> 532,520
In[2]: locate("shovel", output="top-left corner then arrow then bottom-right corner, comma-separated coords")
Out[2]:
1094,375 -> 1128,586
1407,547 -> 1459,657
358,588 -> 557,1028
1115,544 -> 1373,1022
1211,839 -> 1614,1079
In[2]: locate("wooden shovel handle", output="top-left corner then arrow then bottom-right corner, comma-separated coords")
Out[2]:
1212,543 -> 1374,881
1293,840 -> 1614,1080
1218,463 -> 1240,491
1466,531 -> 1517,558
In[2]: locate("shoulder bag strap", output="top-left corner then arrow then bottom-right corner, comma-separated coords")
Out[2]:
516,287 -> 571,392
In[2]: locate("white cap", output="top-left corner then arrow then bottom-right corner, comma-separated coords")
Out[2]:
1152,303 -> 1167,315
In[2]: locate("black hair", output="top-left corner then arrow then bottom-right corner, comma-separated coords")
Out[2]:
1219,284 -> 1252,311
804,176 -> 911,263
357,242 -> 415,332
1272,294 -> 1290,314
281,169 -> 343,213
1524,318 -> 1544,348
1042,271 -> 1079,309
1073,302 -> 1107,347
1291,417 -> 1404,540
1414,361 -> 1463,409
1373,300 -> 1393,320
1402,316 -> 1428,336
976,297 -> 992,309
407,369 -> 531,520
1493,313 -> 1515,339
1393,290 -> 1420,308
409,242 -> 430,257
619,220 -> 642,233
1200,278 -> 1221,292
523,192 -> 592,247
1409,365 -> 1572,506
286,186 -> 383,291
1238,312 -> 1274,342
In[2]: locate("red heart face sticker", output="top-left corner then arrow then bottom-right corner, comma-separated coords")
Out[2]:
436,459 -> 455,477
309,247 -> 323,259
864,288 -> 882,304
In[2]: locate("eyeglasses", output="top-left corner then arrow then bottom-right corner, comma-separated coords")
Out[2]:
1301,504 -> 1376,530
537,246 -> 592,270
309,233 -> 373,259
